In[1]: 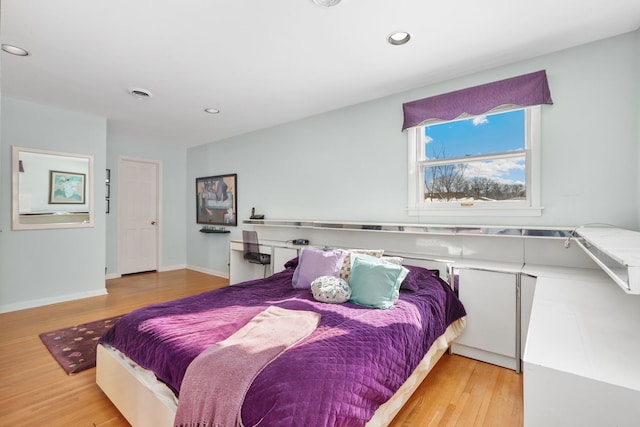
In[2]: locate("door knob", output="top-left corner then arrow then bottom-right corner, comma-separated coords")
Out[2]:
151,221 -> 157,225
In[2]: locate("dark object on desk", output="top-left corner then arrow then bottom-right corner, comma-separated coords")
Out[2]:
200,227 -> 230,234
243,230 -> 271,277
292,239 -> 309,245
250,207 -> 265,220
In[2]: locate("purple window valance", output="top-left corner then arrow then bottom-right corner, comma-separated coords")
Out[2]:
402,70 -> 553,130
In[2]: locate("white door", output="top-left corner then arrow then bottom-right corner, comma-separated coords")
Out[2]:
118,158 -> 159,275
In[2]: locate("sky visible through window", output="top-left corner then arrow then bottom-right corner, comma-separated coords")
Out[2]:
424,109 -> 525,185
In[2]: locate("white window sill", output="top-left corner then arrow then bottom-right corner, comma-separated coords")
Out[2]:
407,206 -> 544,217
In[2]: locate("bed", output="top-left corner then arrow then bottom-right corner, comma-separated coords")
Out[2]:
97,252 -> 466,427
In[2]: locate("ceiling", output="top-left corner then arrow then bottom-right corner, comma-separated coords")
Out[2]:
2,1 -> 639,148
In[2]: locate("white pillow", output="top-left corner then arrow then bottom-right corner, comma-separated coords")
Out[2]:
382,256 -> 404,265
310,276 -> 352,304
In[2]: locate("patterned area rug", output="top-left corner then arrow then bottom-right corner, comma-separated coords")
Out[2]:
39,315 -> 124,375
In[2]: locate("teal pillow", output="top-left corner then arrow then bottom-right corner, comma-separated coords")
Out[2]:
348,257 -> 409,309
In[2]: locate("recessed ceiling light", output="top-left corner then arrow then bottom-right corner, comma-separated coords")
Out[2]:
1,44 -> 29,56
128,88 -> 152,99
387,32 -> 411,46
204,108 -> 220,114
311,0 -> 341,7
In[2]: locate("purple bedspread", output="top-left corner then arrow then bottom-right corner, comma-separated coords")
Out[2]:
99,263 -> 465,427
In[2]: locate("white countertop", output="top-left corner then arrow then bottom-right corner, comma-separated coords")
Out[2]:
524,266 -> 640,391
230,239 -> 306,249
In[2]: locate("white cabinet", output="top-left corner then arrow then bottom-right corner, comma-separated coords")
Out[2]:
272,247 -> 298,274
523,270 -> 640,426
229,240 -> 299,285
451,267 -> 520,371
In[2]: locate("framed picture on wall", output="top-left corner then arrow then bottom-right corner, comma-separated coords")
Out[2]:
196,173 -> 237,226
49,170 -> 86,204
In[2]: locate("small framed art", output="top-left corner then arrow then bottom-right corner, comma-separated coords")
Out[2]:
49,170 -> 86,204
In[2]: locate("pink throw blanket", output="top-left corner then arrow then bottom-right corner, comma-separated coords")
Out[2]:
174,306 -> 321,427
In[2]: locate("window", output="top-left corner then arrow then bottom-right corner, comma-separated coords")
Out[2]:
407,106 -> 541,216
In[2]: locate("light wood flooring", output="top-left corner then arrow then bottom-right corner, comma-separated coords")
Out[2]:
0,269 -> 523,426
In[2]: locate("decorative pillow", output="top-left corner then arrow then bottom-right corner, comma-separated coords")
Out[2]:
348,257 -> 409,309
349,252 -> 380,266
382,256 -> 403,265
310,276 -> 351,304
339,249 -> 384,280
351,253 -> 403,267
292,247 -> 347,289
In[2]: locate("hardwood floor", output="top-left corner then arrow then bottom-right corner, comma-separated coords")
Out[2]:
0,269 -> 523,426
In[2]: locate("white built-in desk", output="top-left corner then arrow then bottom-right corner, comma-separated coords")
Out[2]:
229,239 -> 301,285
522,265 -> 640,426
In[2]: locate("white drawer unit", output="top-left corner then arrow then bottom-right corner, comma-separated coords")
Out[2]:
450,266 -> 521,371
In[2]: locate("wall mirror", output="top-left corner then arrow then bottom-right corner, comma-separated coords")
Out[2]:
12,146 -> 94,230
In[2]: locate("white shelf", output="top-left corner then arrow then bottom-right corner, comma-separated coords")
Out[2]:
244,219 -> 571,238
575,226 -> 640,294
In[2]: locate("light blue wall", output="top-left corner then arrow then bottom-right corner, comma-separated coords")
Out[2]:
1,30 -> 637,308
636,29 -> 640,228
0,97 -> 107,312
187,30 -> 640,274
105,132 -> 187,275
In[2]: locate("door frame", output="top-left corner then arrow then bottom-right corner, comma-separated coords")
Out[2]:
117,156 -> 162,275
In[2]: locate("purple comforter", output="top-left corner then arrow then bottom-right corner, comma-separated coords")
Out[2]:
99,263 -> 466,427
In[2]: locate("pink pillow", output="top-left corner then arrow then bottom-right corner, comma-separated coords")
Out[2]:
292,247 -> 347,289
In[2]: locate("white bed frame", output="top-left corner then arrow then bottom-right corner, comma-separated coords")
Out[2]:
96,318 -> 465,427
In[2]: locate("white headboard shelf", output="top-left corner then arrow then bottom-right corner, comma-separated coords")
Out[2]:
575,226 -> 640,294
243,219 -> 572,238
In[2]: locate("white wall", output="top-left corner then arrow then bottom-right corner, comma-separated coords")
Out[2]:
0,99 -> 188,310
0,97 -> 107,312
186,30 -> 640,274
105,130 -> 188,275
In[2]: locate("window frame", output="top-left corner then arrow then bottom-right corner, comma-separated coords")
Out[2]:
407,106 -> 542,217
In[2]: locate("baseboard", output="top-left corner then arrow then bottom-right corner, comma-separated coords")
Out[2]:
107,264 -> 187,279
158,264 -> 187,272
0,288 -> 108,314
107,265 -> 227,279
186,264 -> 229,279
451,343 -> 519,372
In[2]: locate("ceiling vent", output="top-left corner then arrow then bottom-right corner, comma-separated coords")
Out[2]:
311,0 -> 341,7
128,88 -> 152,99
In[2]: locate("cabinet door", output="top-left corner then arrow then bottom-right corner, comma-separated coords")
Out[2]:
455,269 -> 516,358
273,247 -> 298,274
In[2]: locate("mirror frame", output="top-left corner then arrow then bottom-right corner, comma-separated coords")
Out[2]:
12,146 -> 95,230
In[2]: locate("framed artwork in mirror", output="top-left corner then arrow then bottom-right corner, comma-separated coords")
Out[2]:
49,170 -> 86,204
196,173 -> 237,226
